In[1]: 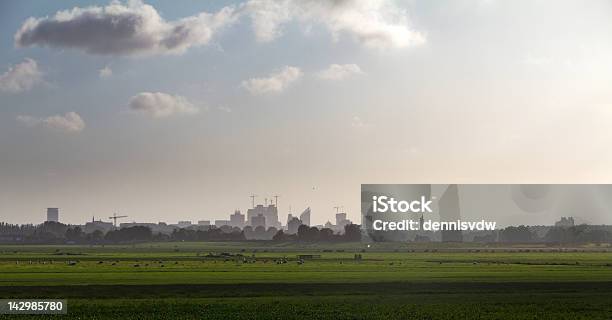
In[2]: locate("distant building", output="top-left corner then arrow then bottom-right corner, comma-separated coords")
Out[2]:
198,220 -> 210,226
119,222 -> 176,234
335,212 -> 347,226
335,212 -> 351,232
84,220 -> 114,234
247,204 -> 280,228
121,222 -> 156,229
177,221 -> 192,228
215,220 -> 231,227
439,185 -> 463,242
251,214 -> 266,229
287,217 -> 302,234
555,217 -> 575,228
287,214 -> 294,226
230,210 -> 245,228
300,207 -> 311,227
46,208 -> 59,223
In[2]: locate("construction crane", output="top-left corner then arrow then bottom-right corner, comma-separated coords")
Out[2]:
108,213 -> 128,228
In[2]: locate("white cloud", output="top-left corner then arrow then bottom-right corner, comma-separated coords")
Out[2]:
14,1 -> 423,55
217,106 -> 232,113
99,65 -> 112,78
244,0 -> 293,42
17,112 -> 85,133
129,92 -> 199,118
244,0 -> 425,49
15,1 -> 239,56
351,115 -> 371,128
0,58 -> 43,93
242,66 -> 302,95
317,63 -> 363,80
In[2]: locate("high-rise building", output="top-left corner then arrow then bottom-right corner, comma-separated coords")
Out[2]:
251,214 -> 266,229
287,217 -> 302,234
247,204 -> 279,228
230,210 -> 245,228
335,212 -> 347,226
198,220 -> 210,226
299,207 -> 311,226
335,212 -> 352,233
440,184 -> 463,242
46,208 -> 59,222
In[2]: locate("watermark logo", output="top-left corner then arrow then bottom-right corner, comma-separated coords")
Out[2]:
372,196 -> 433,213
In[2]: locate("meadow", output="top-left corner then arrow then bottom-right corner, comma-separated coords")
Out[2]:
0,242 -> 611,319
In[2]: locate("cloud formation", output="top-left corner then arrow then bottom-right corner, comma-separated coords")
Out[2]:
217,106 -> 232,113
17,112 -> 85,133
0,58 -> 43,93
317,63 -> 363,80
15,1 -> 238,56
244,0 -> 425,48
129,92 -> 199,118
15,1 -> 423,56
242,66 -> 302,95
99,65 -> 112,78
351,115 -> 371,128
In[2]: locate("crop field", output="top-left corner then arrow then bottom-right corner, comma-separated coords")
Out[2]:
0,242 -> 611,319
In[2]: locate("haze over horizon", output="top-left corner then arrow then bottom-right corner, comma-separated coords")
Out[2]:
2,0 -> 612,226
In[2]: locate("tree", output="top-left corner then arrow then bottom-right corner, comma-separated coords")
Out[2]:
272,230 -> 286,241
40,221 -> 69,238
297,225 -> 320,241
500,226 -> 534,243
172,228 -> 197,241
65,227 -> 85,243
344,224 -> 361,241
545,225 -> 611,244
105,226 -> 152,243
319,228 -> 335,241
87,230 -> 104,244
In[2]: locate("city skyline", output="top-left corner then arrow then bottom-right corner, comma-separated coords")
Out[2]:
6,197 -> 344,227
3,1 -> 612,226
13,201 -> 351,233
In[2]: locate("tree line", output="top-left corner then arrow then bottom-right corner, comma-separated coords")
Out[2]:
496,225 -> 611,244
1,221 -> 610,244
0,221 -> 363,244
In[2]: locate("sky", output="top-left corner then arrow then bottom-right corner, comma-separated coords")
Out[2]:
1,0 -> 612,226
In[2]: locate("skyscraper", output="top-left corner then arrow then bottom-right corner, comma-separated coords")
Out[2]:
439,184 -> 463,242
251,214 -> 266,229
247,204 -> 279,228
287,217 -> 302,234
299,207 -> 311,226
230,210 -> 245,228
46,208 -> 59,222
335,212 -> 347,227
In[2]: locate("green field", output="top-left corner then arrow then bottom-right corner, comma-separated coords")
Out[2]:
0,242 -> 611,319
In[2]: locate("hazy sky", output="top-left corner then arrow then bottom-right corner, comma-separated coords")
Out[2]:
1,0 -> 612,226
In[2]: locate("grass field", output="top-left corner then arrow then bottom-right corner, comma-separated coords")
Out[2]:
0,242 -> 611,319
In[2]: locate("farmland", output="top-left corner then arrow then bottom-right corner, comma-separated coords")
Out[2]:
0,242 -> 611,319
